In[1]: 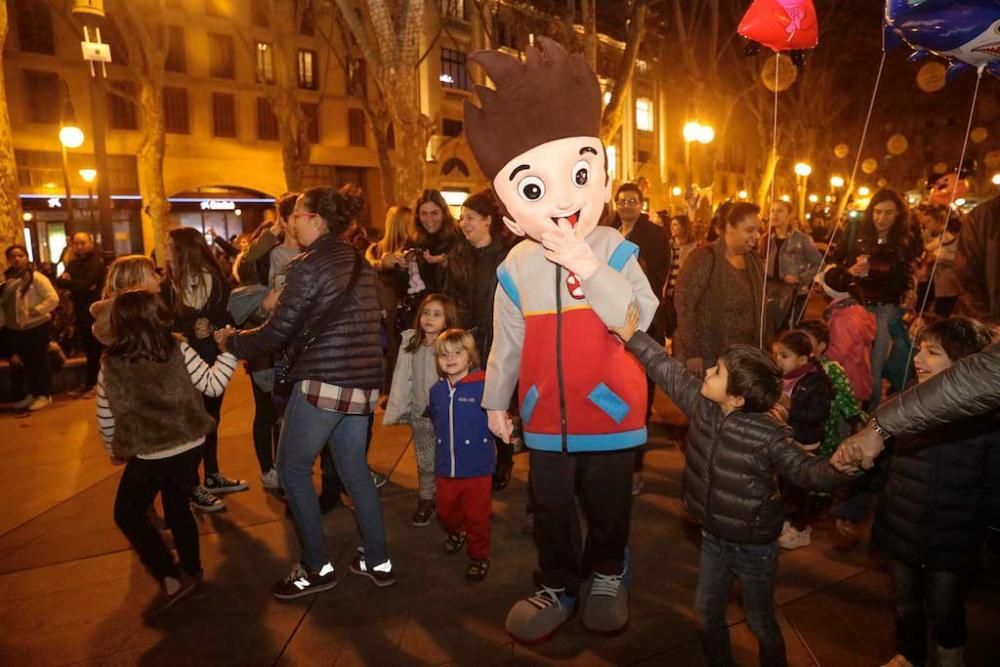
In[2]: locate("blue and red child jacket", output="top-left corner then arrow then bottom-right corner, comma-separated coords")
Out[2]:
428,370 -> 496,478
482,226 -> 660,453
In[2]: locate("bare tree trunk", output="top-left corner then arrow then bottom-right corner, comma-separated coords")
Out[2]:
600,0 -> 647,145
581,0 -> 597,71
136,81 -> 170,264
0,2 -> 24,264
756,147 -> 779,209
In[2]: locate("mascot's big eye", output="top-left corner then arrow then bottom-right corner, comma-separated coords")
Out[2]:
517,176 -> 546,201
572,160 -> 590,187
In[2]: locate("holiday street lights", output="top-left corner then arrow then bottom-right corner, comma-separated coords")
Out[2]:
992,173 -> 1000,186
794,162 -> 812,222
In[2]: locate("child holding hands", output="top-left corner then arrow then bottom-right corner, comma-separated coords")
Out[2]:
427,329 -> 496,582
614,303 -> 848,667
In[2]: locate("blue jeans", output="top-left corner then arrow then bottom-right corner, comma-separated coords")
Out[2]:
276,386 -> 388,572
866,303 -> 911,411
695,531 -> 787,667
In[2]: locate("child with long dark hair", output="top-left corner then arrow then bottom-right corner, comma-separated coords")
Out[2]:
97,290 -> 237,615
384,293 -> 459,526
771,330 -> 833,550
162,227 -> 243,511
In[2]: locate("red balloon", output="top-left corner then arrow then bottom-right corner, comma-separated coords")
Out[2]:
738,0 -> 819,52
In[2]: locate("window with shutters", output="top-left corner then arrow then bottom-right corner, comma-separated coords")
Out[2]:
212,93 -> 237,138
16,2 -> 55,55
257,97 -> 279,140
209,33 -> 236,79
163,87 -> 190,134
439,48 -> 470,90
635,98 -> 654,132
256,42 -> 275,84
348,59 -> 367,97
297,49 -> 318,90
108,82 -> 139,131
165,27 -> 187,73
23,70 -> 60,124
348,108 -> 366,147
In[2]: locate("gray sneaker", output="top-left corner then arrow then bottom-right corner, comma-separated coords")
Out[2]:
505,586 -> 576,645
581,565 -> 630,635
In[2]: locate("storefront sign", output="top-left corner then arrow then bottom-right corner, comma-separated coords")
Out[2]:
200,200 -> 236,211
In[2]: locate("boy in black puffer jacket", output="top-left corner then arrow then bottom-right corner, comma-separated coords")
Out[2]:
615,304 -> 847,667
873,318 -> 1000,667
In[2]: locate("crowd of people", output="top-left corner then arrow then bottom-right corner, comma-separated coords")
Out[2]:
1,175 -> 998,667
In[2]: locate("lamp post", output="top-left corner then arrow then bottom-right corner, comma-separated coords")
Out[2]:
683,121 -> 715,190
58,80 -> 84,235
794,162 -> 812,222
79,168 -> 97,230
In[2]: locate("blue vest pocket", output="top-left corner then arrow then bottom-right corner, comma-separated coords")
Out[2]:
587,383 -> 630,424
521,385 -> 540,425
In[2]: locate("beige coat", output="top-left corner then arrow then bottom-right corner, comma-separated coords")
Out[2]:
0,271 -> 59,330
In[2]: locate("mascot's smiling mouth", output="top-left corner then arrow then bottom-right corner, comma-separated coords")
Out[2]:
972,41 -> 1000,56
551,210 -> 581,227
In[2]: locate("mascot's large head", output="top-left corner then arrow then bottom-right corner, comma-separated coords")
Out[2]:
464,37 -> 610,241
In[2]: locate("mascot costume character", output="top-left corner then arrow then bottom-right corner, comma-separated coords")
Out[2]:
464,37 -> 659,644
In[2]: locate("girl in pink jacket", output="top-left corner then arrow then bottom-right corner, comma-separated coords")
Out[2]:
816,265 -> 876,401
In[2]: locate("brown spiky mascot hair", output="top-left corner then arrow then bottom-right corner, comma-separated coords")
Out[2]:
464,37 -> 603,182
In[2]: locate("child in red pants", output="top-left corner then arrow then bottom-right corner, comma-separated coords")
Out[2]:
427,328 -> 496,582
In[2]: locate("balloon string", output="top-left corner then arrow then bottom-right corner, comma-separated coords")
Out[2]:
760,52 -> 780,348
900,66 -> 984,389
793,50 -> 887,326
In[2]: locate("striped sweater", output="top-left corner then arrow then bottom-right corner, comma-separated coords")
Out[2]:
97,342 -> 237,460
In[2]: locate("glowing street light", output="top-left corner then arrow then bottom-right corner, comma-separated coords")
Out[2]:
808,194 -> 819,203
696,124 -> 715,145
683,121 -> 715,188
830,175 -> 845,188
79,168 -> 97,183
780,194 -> 791,202
794,162 -> 812,177
683,121 -> 702,143
992,172 -> 1000,186
671,186 -> 683,197
738,190 -> 748,200
59,125 -> 85,149
857,186 -> 871,197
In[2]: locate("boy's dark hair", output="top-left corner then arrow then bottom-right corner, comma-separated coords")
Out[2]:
107,290 -> 177,363
719,344 -> 782,413
775,330 -> 814,358
797,320 -> 830,347
725,202 -> 761,229
916,317 -> 993,363
465,37 -> 602,180
615,182 -> 644,203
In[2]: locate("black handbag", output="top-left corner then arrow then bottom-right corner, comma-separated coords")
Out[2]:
272,252 -> 363,405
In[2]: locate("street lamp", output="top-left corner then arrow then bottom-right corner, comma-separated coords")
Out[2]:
830,175 -> 845,189
738,190 -> 749,200
857,186 -> 871,197
683,121 -> 714,188
58,79 -> 84,233
794,162 -> 812,222
671,186 -> 683,197
992,173 -> 1000,186
79,168 -> 97,226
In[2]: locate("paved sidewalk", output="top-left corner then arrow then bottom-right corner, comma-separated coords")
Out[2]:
0,373 -> 996,666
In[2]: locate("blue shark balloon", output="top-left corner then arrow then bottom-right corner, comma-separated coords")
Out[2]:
885,0 -> 1000,80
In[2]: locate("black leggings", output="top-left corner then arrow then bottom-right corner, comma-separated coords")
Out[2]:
889,559 -> 967,664
114,447 -> 203,580
249,378 -> 278,473
201,393 -> 225,479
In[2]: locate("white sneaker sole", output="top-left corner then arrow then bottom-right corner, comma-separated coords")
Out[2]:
272,577 -> 339,600
206,483 -> 249,495
191,500 -> 226,513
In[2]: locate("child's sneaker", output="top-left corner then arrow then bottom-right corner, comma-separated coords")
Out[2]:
779,523 -> 812,550
581,565 -> 630,635
27,395 -> 52,411
260,468 -> 281,490
190,485 -> 225,512
349,552 -> 396,587
411,499 -> 435,527
465,558 -> 489,583
205,472 -> 249,494
444,532 -> 467,555
505,586 -> 576,645
272,562 -> 338,600
10,394 -> 34,410
880,655 -> 916,667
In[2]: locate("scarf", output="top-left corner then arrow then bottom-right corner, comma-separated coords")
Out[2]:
782,359 -> 817,396
705,238 -> 766,360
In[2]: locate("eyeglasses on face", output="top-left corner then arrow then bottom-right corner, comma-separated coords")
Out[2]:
616,198 -> 641,206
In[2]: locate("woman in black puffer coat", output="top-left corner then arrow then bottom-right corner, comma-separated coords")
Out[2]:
223,187 -> 393,599
872,318 -> 1000,667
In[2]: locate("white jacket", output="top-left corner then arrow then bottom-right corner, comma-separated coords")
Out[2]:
0,271 -> 59,330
